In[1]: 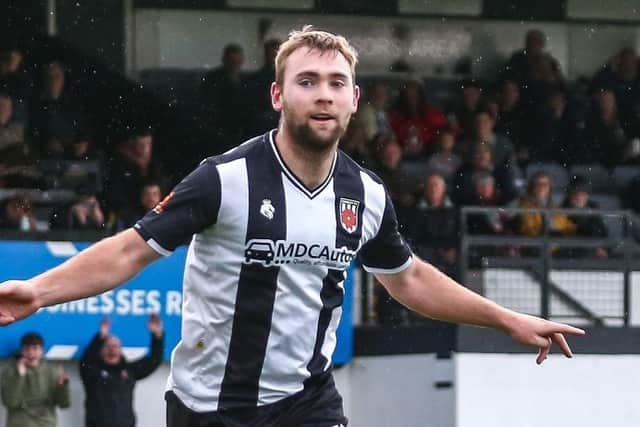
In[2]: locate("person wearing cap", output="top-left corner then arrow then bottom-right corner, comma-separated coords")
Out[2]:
0,332 -> 70,427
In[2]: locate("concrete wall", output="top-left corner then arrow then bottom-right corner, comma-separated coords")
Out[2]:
132,8 -> 640,80
3,351 -> 638,427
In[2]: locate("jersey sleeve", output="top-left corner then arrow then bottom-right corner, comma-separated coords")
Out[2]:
134,159 -> 221,255
358,192 -> 413,274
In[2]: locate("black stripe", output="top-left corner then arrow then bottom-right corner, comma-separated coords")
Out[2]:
219,142 -> 286,409
307,153 -> 365,378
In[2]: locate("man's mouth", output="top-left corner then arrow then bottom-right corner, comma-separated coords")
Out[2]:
310,114 -> 335,122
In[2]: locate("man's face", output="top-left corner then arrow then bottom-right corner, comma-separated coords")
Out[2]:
532,177 -> 551,203
425,175 -> 446,205
141,185 -> 162,210
21,344 -> 43,367
475,113 -> 494,139
101,336 -> 123,366
570,191 -> 589,208
271,47 -> 359,153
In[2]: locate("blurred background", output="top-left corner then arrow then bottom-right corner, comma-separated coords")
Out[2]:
2,0 -> 640,426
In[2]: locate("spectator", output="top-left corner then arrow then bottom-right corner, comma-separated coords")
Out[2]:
512,172 -> 576,237
115,181 -> 163,231
0,193 -> 37,231
425,127 -> 461,183
0,46 -> 31,116
559,176 -> 608,258
502,29 -> 554,84
354,80 -> 392,141
388,77 -> 448,157
452,142 -> 517,205
406,173 -> 459,279
247,38 -> 281,133
529,89 -> 577,164
80,315 -> 164,427
1,332 -> 70,427
0,93 -> 31,186
581,89 -> 629,166
29,61 -> 85,158
466,171 -> 507,234
446,78 -> 484,139
370,133 -> 416,214
339,121 -> 373,167
494,79 -> 525,158
591,47 -> 640,135
199,44 -> 250,153
459,110 -> 516,168
50,192 -> 106,231
105,129 -> 168,217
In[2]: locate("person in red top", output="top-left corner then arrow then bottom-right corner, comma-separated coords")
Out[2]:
388,77 -> 448,157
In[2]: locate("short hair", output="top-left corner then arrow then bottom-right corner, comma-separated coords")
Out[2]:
21,332 -> 44,347
223,43 -> 244,58
274,25 -> 358,86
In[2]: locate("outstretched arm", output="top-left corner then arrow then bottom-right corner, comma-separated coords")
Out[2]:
0,229 -> 160,325
376,257 -> 585,364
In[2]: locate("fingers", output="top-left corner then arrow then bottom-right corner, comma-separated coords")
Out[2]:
0,314 -> 15,326
551,332 -> 573,358
545,321 -> 585,336
536,337 -> 552,365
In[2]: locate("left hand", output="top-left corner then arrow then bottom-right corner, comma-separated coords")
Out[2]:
505,313 -> 585,364
147,313 -> 163,338
56,365 -> 69,386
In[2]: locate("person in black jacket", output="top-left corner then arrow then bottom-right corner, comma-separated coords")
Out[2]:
79,314 -> 164,427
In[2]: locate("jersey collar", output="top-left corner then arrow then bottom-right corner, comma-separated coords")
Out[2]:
268,129 -> 337,200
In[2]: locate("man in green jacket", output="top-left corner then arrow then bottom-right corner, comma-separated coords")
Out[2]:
1,332 -> 70,427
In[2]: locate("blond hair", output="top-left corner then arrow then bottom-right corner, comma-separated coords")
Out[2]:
274,25 -> 358,86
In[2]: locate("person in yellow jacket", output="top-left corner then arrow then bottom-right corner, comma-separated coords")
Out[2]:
515,172 -> 576,236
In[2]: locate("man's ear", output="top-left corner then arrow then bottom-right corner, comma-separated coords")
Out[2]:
271,82 -> 283,112
352,84 -> 360,114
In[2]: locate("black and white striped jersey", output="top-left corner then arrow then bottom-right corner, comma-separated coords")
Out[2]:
134,130 -> 412,412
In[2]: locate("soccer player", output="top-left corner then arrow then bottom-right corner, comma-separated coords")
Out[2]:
0,27 -> 584,427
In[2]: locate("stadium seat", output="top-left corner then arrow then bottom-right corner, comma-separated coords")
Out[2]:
569,164 -> 611,192
526,162 -> 569,192
611,165 -> 639,190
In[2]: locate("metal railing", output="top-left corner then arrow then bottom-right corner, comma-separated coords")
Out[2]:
460,206 -> 638,326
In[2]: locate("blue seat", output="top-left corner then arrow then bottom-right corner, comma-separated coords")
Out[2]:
611,165 -> 639,190
568,164 -> 612,192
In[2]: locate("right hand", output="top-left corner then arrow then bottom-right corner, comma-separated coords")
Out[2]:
99,316 -> 111,338
0,281 -> 40,326
16,357 -> 27,376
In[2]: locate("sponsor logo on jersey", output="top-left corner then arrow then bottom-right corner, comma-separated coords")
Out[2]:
260,198 -> 275,220
244,239 -> 356,268
339,198 -> 359,234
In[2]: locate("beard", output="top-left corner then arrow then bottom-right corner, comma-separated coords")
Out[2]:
282,102 -> 348,154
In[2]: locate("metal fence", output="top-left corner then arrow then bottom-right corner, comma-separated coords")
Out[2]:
460,207 -> 638,326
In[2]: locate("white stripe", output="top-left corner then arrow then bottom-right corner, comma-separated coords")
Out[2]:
147,238 -> 172,257
45,241 -> 78,257
168,157 -> 248,413
359,171 -> 386,244
363,256 -> 414,275
122,346 -> 149,360
46,345 -> 78,359
258,176 -> 336,405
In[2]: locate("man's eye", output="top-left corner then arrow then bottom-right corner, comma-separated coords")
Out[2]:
299,80 -> 314,87
331,80 -> 346,88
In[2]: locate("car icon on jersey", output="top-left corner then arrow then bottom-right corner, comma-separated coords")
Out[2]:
244,241 -> 275,265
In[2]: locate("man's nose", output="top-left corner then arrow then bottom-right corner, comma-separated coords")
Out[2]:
315,82 -> 334,104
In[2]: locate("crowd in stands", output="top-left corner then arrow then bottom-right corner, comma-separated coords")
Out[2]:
1,30 -> 640,271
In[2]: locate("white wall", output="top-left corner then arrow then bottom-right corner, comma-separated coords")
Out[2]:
2,352 -> 639,427
132,9 -> 640,80
456,353 -> 640,427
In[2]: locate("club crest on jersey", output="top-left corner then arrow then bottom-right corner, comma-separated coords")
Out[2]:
260,199 -> 275,220
339,198 -> 359,234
